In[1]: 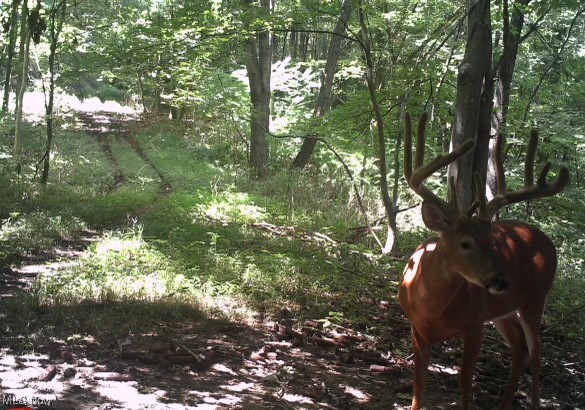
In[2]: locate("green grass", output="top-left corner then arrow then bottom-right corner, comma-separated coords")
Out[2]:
0,211 -> 86,262
108,136 -> 161,186
1,116 -> 583,346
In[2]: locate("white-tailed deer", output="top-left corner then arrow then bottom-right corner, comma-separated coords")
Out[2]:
399,113 -> 569,409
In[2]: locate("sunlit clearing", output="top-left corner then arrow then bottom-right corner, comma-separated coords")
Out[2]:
5,90 -> 139,124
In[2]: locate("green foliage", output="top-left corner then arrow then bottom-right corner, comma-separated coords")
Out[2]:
0,118 -> 392,324
34,227 -> 192,304
0,211 -> 85,262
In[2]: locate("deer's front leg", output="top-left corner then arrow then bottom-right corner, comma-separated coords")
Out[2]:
411,327 -> 431,410
460,325 -> 483,409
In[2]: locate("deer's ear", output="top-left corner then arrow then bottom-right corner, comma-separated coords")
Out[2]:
421,201 -> 452,232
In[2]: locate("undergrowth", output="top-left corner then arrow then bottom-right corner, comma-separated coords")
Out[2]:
0,115 -> 583,348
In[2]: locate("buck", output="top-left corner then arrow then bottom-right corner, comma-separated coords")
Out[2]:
399,113 -> 569,409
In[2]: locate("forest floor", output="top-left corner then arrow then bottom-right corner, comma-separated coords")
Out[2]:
1,112 -> 584,409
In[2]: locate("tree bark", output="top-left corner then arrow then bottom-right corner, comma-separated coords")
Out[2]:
291,0 -> 352,169
2,0 -> 21,113
491,0 -> 529,137
245,0 -> 272,179
487,0 -> 530,198
42,0 -> 67,184
14,0 -> 30,159
448,0 -> 492,210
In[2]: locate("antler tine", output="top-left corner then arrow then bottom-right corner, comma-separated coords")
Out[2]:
404,112 -> 475,220
486,130 -> 570,217
410,140 -> 475,191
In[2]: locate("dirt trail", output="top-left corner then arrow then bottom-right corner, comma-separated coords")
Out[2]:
0,113 -> 583,409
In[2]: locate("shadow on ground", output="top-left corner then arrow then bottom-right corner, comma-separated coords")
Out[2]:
1,262 -> 583,409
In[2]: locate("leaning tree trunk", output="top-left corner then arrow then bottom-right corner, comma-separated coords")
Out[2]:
291,0 -> 352,169
357,1 -> 397,253
448,0 -> 492,210
245,0 -> 272,179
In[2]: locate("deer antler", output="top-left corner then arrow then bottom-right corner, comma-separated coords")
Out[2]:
404,112 -> 475,220
484,130 -> 570,219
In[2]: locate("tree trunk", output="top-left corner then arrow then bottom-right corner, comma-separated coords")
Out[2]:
245,0 -> 272,179
448,0 -> 492,210
491,0 -> 529,137
14,0 -> 30,159
290,28 -> 298,60
487,0 -> 530,198
357,1 -> 396,253
42,0 -> 67,184
2,0 -> 21,113
291,0 -> 352,169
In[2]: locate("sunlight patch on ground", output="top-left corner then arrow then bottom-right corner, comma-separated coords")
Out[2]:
27,229 -> 260,322
0,349 -> 245,409
0,350 -> 63,403
190,390 -> 242,407
282,393 -> 314,405
193,191 -> 266,224
196,293 -> 257,323
429,363 -> 459,375
14,259 -> 80,276
341,384 -> 371,402
95,379 -> 238,409
211,363 -> 237,376
94,235 -> 142,255
221,381 -> 255,392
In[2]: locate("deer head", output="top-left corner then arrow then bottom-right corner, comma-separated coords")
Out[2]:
403,112 -> 569,294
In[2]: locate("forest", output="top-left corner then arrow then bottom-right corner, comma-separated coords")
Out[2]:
0,0 -> 584,408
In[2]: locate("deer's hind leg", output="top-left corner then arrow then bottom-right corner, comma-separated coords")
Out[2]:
493,313 -> 528,409
519,300 -> 547,409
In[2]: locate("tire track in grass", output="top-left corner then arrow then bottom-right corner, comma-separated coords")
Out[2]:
78,112 -> 125,188
78,111 -> 171,194
124,132 -> 172,193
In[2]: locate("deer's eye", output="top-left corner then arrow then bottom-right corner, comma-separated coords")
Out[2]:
460,240 -> 473,250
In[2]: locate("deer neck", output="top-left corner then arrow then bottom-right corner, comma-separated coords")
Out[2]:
430,244 -> 467,310
405,239 -> 468,317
